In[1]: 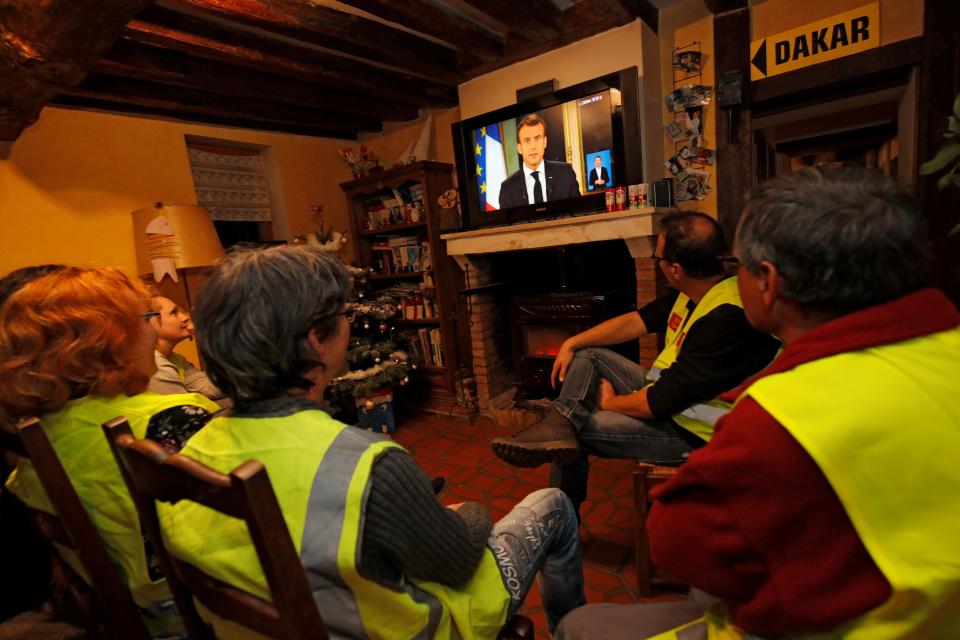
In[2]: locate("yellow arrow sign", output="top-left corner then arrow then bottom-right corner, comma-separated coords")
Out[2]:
750,3 -> 880,80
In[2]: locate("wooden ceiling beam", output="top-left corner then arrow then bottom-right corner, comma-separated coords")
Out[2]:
335,0 -> 503,65
98,40 -> 421,122
123,10 -> 458,108
51,94 -> 357,139
62,74 -> 384,132
0,0 -> 154,151
156,0 -> 462,84
457,0 -> 562,43
703,0 -> 749,14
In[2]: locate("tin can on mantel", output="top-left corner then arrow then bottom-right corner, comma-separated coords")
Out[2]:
615,186 -> 626,211
605,188 -> 615,212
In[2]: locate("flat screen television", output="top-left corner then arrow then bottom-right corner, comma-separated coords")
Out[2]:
452,67 -> 645,231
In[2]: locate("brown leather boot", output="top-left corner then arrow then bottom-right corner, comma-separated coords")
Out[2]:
490,408 -> 580,468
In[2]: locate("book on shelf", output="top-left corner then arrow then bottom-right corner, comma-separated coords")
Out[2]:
405,327 -> 444,367
361,181 -> 426,230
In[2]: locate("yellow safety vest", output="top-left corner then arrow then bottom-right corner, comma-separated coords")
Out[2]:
646,277 -> 742,441
159,409 -> 511,639
5,392 -> 219,607
650,326 -> 960,639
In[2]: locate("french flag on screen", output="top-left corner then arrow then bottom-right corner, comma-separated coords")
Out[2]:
475,125 -> 507,210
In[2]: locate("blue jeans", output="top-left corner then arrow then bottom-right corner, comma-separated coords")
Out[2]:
549,348 -> 704,512
488,488 -> 586,632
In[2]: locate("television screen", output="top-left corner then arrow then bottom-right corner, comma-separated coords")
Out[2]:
470,89 -> 621,213
453,67 -> 646,231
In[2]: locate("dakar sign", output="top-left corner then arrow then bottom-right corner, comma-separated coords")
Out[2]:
750,3 -> 880,80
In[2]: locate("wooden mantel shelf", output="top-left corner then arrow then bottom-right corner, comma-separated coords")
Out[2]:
441,207 -> 667,267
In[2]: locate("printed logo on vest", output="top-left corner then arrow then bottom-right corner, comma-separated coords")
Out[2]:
668,312 -> 684,331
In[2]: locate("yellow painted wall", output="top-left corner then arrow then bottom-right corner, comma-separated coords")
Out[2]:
0,106 -> 355,279
659,0 -> 716,217
751,0 -> 923,45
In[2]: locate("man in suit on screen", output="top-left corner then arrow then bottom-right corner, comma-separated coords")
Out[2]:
499,114 -> 581,209
588,156 -> 609,191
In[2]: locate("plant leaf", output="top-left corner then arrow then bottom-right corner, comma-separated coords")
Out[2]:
938,171 -> 956,189
954,92 -> 960,120
950,116 -> 960,135
919,142 -> 960,175
949,223 -> 960,237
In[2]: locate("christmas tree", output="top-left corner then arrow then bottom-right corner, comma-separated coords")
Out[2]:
323,267 -> 418,424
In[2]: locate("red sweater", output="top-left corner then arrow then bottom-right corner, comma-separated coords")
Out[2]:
648,288 -> 960,634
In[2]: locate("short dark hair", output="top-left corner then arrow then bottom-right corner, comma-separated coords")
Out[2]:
193,245 -> 352,405
0,264 -> 65,306
517,114 -> 546,135
739,167 -> 931,314
659,211 -> 728,279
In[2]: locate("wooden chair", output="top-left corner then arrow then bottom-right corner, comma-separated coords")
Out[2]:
103,417 -> 534,640
633,462 -> 684,597
0,418 -> 151,640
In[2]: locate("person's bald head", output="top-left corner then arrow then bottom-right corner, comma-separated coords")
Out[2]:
657,211 -> 728,279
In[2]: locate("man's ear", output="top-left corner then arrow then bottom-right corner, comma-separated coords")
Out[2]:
757,260 -> 782,312
307,328 -> 325,361
517,142 -> 523,156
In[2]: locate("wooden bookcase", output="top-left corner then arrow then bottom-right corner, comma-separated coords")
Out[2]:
340,161 -> 467,413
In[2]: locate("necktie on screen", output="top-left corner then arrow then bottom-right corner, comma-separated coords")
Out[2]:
532,170 -> 544,204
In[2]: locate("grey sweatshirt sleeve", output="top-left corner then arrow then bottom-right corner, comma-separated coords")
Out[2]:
358,448 -> 493,587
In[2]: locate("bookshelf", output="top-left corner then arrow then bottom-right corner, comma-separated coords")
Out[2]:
341,161 -> 467,413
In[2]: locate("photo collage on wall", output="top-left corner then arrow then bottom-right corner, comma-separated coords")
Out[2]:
664,45 -> 715,201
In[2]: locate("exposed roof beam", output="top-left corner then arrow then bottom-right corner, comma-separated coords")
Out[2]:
124,8 -> 458,107
98,40 -> 421,122
703,0 -> 748,14
62,74 -> 383,132
51,94 -> 357,138
457,0 -> 562,42
0,0 -> 154,151
335,0 -> 504,65
156,0 -> 462,84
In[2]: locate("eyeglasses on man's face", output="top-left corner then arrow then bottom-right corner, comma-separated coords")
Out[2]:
340,305 -> 358,323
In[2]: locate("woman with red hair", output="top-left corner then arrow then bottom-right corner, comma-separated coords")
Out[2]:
0,266 -> 220,635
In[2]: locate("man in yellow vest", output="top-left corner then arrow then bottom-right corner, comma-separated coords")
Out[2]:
158,245 -> 586,638
556,167 -> 960,638
492,211 -> 779,516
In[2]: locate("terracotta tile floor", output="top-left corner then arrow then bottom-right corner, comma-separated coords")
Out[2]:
393,413 -> 684,637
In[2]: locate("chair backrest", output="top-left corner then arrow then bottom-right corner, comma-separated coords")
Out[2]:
103,417 -> 328,640
0,418 -> 151,639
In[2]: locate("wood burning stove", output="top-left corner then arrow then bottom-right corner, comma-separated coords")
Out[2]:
510,292 -> 609,398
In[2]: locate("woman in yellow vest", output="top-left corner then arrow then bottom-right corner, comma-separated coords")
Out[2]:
555,167 -> 960,638
158,244 -> 586,638
0,267 -> 220,636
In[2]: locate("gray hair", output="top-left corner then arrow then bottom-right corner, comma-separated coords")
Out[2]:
739,167 -> 931,314
193,244 -> 351,404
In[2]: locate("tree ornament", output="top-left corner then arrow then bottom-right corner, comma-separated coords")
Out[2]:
401,376 -> 409,385
363,322 -> 370,330
374,356 -> 381,363
411,363 -> 418,370
358,291 -> 364,299
363,399 -> 375,410
379,322 -> 388,331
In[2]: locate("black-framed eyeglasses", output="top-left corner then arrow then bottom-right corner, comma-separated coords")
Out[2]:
340,305 -> 358,323
139,311 -> 161,321
650,254 -> 665,263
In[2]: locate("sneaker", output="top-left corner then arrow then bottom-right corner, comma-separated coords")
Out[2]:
490,408 -> 580,468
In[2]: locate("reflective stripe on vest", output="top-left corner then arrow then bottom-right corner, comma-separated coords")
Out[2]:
647,278 -> 742,441
160,410 -> 510,639
5,392 -> 219,607
668,326 -> 960,640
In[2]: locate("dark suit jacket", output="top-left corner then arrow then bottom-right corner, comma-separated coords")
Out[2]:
588,166 -> 610,190
498,160 -> 581,209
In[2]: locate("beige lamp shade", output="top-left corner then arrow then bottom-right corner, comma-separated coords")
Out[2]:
132,203 -> 224,283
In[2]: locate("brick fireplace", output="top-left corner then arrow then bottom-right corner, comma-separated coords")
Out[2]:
443,208 -> 665,414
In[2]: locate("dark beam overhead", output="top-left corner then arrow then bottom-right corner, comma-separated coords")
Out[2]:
0,0 -> 154,152
97,40 -> 422,122
457,0 -> 563,43
51,94 -> 357,138
156,0 -> 461,83
703,0 -> 748,14
63,74 -> 383,132
335,0 -> 504,65
125,7 -> 458,107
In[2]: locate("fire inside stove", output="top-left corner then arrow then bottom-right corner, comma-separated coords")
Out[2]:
523,326 -> 576,358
